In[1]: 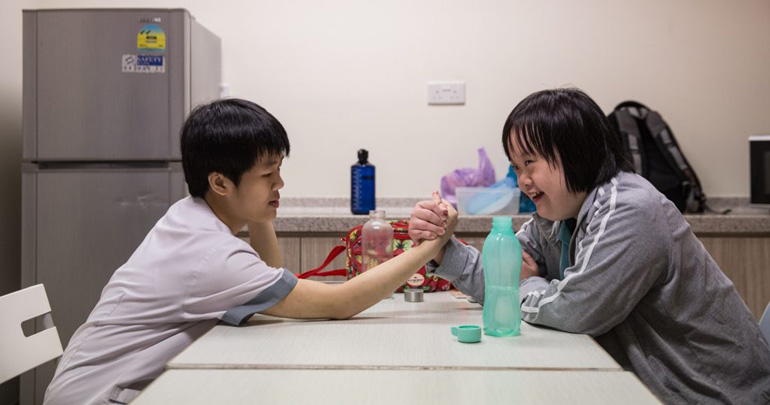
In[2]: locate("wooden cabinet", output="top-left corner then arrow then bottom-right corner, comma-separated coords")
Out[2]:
277,237 -> 302,274
276,232 -> 770,320
262,235 -> 347,281
299,237 -> 347,281
699,236 -> 770,319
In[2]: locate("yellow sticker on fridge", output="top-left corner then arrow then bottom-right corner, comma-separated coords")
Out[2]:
137,24 -> 166,52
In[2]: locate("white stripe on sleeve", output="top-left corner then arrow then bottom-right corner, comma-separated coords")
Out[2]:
522,178 -> 618,314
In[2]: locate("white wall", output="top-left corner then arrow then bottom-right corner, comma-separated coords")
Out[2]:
9,0 -> 770,200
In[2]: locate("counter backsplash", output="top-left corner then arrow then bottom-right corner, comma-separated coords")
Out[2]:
270,197 -> 769,235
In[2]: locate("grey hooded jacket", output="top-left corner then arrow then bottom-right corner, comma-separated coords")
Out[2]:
428,171 -> 770,404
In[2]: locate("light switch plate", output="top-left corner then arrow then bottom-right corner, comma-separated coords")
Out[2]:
427,81 -> 465,105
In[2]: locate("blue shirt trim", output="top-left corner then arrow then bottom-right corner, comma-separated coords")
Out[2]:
558,218 -> 576,280
221,269 -> 298,325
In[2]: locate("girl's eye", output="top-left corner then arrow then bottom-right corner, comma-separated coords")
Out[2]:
524,160 -> 534,167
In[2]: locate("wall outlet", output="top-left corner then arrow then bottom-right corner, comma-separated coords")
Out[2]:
427,81 -> 465,105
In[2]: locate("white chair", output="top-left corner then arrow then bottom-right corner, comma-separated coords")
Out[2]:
0,284 -> 63,384
761,302 -> 770,344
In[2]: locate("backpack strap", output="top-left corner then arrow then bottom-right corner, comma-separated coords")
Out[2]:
645,112 -> 691,177
613,109 -> 645,174
644,111 -> 706,212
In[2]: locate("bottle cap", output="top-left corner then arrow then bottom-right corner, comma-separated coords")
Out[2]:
451,325 -> 482,343
357,149 -> 369,164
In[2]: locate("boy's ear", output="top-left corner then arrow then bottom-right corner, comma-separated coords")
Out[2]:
207,172 -> 231,196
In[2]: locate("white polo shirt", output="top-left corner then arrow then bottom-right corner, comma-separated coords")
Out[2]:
44,196 -> 297,405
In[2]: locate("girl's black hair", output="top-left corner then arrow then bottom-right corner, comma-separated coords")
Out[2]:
502,88 -> 633,194
181,98 -> 290,198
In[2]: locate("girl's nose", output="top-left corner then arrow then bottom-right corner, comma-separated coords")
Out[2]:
518,173 -> 532,189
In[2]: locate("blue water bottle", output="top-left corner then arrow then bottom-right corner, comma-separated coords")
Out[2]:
482,216 -> 522,337
351,149 -> 375,215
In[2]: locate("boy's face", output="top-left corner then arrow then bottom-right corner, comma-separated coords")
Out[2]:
230,154 -> 284,224
508,134 -> 585,221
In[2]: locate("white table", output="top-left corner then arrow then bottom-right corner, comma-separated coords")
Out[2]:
134,369 -> 661,404
168,292 -> 621,371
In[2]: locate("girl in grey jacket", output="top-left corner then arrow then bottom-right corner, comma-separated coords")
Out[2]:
412,88 -> 770,404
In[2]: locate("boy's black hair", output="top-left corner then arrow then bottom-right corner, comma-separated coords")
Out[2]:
181,98 -> 290,198
502,88 -> 633,194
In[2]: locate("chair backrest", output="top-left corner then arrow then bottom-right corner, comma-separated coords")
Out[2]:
0,284 -> 63,384
761,302 -> 770,345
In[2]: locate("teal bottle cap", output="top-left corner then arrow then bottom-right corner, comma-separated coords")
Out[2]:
451,325 -> 482,343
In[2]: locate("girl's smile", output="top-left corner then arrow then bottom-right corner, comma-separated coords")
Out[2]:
529,190 -> 545,203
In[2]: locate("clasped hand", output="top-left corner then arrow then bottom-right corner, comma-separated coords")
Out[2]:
410,191 -> 458,252
408,191 -> 540,281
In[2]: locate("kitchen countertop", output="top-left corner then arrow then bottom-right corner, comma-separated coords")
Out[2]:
273,197 -> 770,235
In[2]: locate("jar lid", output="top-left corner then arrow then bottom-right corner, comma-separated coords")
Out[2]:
404,288 -> 424,302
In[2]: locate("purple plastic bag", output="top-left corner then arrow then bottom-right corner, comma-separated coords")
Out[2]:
440,148 -> 496,207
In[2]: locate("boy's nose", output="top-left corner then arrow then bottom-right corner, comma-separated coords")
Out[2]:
275,174 -> 285,190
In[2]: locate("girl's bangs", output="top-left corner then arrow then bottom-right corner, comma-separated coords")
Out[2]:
512,121 -> 554,164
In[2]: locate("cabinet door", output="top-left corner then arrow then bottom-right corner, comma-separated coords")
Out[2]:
300,237 -> 348,282
699,237 -> 770,319
279,238 -> 302,274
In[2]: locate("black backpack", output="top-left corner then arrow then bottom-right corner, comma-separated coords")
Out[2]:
608,101 -> 706,213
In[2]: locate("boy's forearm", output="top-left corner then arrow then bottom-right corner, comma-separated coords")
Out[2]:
248,221 -> 283,268
330,240 -> 445,318
260,240 -> 444,320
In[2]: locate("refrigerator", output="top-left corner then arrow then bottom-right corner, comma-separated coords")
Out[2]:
20,9 -> 221,404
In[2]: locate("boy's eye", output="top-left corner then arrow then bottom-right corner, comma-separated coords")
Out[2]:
524,160 -> 533,167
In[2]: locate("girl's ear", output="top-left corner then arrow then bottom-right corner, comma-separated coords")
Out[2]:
207,172 -> 230,196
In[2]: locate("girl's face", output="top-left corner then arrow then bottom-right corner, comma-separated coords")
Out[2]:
508,133 -> 586,221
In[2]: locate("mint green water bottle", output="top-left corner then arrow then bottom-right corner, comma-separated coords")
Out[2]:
482,216 -> 522,337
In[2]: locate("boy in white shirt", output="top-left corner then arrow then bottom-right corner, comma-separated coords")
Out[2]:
44,98 -> 457,404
